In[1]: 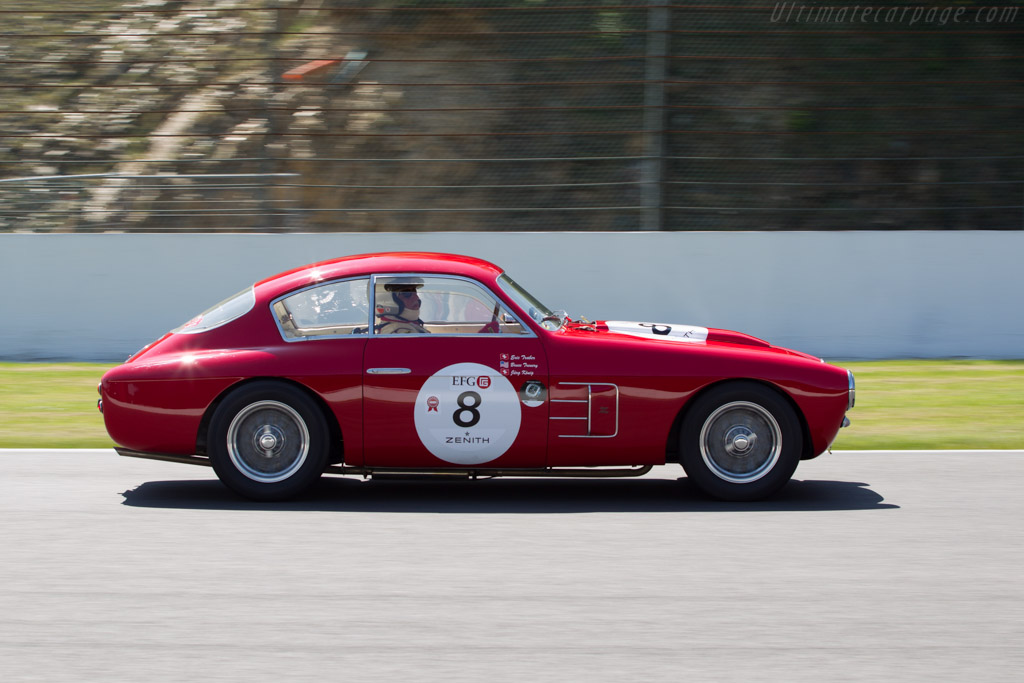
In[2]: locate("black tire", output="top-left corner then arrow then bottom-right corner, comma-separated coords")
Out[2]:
680,382 -> 802,501
208,381 -> 329,501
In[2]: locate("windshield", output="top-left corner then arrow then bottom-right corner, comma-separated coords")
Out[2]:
497,274 -> 559,327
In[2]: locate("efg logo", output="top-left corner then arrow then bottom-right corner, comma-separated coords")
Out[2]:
450,375 -> 491,389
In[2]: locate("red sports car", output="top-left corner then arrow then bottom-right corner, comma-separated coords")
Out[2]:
100,252 -> 854,502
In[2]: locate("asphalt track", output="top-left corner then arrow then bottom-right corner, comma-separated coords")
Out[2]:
1,449 -> 1022,682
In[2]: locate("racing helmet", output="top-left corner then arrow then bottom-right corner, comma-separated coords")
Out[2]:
375,276 -> 424,316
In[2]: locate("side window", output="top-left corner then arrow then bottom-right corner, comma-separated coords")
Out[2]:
374,276 -> 527,336
273,279 -> 370,339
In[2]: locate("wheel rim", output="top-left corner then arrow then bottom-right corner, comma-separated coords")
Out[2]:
226,400 -> 310,483
699,401 -> 782,484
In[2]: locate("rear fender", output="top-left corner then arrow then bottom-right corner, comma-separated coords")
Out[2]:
196,377 -> 344,464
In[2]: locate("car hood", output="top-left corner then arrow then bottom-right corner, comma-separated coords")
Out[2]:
575,320 -> 821,361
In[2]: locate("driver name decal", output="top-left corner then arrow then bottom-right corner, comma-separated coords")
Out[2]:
414,362 -> 522,465
498,352 -> 538,377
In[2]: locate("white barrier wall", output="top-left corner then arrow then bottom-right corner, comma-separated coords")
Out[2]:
1,231 -> 1021,361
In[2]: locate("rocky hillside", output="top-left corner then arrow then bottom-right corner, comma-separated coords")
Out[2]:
1,0 -> 1021,232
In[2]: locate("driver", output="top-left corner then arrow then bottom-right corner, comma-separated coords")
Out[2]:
375,279 -> 429,334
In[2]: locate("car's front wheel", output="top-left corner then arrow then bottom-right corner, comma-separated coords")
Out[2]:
208,381 -> 329,501
680,382 -> 802,501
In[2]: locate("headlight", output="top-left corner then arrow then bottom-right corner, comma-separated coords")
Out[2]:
847,370 -> 856,410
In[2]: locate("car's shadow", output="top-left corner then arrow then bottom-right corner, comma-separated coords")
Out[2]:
121,475 -> 898,512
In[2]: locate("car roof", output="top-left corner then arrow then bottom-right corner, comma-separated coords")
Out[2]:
254,252 -> 505,301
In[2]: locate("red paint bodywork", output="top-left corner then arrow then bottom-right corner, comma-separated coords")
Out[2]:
101,252 -> 851,468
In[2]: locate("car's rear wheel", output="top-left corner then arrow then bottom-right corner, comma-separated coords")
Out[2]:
208,381 -> 329,501
680,382 -> 802,501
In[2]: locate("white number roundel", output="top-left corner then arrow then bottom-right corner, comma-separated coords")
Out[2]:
414,362 -> 522,465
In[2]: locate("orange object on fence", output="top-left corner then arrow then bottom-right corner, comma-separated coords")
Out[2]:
282,60 -> 340,81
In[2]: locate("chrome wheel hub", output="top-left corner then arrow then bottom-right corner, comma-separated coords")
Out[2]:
724,425 -> 757,456
699,401 -> 782,484
254,425 -> 285,454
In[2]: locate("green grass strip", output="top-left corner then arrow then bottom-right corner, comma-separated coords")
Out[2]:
0,363 -> 114,448
829,360 -> 1024,450
1,360 -> 1022,450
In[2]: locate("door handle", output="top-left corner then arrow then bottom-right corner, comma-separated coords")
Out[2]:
367,367 -> 411,375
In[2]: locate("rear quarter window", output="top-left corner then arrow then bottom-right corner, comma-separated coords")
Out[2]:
272,278 -> 371,339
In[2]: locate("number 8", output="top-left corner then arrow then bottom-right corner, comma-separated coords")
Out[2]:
453,391 -> 482,428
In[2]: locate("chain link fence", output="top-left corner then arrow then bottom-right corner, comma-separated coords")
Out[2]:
0,0 -> 1021,232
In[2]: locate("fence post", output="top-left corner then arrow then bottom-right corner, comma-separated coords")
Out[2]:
642,1 -> 669,231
